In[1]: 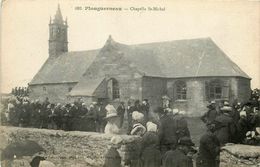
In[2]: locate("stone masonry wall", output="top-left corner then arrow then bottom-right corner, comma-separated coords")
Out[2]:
0,126 -> 141,167
142,76 -> 167,112
72,43 -> 144,107
29,82 -> 77,103
237,77 -> 251,103
166,77 -> 251,116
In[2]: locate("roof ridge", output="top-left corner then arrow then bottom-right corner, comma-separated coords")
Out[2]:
66,49 -> 100,53
124,37 -> 211,47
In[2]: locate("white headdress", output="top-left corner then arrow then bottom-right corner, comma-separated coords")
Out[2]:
132,111 -> 144,121
146,122 -> 158,132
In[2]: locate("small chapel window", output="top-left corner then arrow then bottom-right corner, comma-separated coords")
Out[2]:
43,86 -> 46,91
175,81 -> 187,100
209,80 -> 223,99
107,78 -> 120,100
112,79 -> 120,99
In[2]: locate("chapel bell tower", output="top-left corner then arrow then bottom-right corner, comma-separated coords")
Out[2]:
49,4 -> 68,58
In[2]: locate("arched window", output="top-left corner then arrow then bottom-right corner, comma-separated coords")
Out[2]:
175,81 -> 187,100
107,78 -> 120,100
209,80 -> 223,99
43,86 -> 46,91
68,87 -> 72,92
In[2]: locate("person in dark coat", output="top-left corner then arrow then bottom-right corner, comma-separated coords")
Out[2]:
79,103 -> 88,117
237,110 -> 248,141
127,101 -> 135,134
132,100 -> 141,112
162,137 -> 194,167
69,103 -> 79,130
196,120 -> 221,167
47,104 -> 58,129
96,102 -> 107,133
140,99 -> 150,123
13,100 -> 23,126
19,101 -> 31,127
201,101 -> 218,124
39,103 -> 49,129
60,104 -> 72,131
140,122 -> 161,167
85,104 -> 97,132
246,107 -> 259,131
31,100 -> 41,128
117,102 -> 125,128
103,136 -> 123,167
30,100 -> 43,128
54,103 -> 63,130
232,102 -> 242,124
77,103 -> 89,131
231,101 -> 243,143
214,106 -> 236,145
157,107 -> 178,155
173,111 -> 191,139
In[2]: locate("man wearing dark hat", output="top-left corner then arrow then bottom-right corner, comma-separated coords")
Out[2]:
140,99 -> 150,123
117,101 -> 125,128
132,100 -> 141,112
157,107 -> 178,155
196,120 -> 221,167
214,105 -> 236,145
96,101 -> 107,133
201,101 -> 218,124
162,137 -> 194,167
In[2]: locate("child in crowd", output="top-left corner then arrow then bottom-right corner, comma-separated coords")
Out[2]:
103,136 -> 123,167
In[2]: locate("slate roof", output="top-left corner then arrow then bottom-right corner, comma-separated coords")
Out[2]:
69,77 -> 105,96
29,50 -> 98,85
30,37 -> 250,86
115,38 -> 250,78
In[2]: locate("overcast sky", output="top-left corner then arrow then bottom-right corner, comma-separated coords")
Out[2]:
1,0 -> 259,93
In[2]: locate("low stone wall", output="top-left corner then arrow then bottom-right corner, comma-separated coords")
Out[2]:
220,144 -> 260,167
0,126 -> 140,167
2,126 -> 260,167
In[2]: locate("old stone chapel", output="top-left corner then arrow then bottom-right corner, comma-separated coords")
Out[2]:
28,6 -> 251,116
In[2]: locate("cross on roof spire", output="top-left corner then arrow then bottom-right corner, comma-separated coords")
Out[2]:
106,35 -> 115,44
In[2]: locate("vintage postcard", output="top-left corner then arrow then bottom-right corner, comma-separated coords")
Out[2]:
1,0 -> 260,167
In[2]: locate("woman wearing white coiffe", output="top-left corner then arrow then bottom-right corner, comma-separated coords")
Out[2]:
104,104 -> 120,134
130,111 -> 146,136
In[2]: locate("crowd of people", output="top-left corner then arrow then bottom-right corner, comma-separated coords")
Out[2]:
1,96 -> 152,133
11,87 -> 29,97
3,96 -> 108,132
201,89 -> 260,146
103,104 -> 196,167
103,89 -> 260,167
1,88 -> 260,167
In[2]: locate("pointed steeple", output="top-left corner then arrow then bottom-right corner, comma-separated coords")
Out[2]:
49,4 -> 68,58
54,4 -> 63,24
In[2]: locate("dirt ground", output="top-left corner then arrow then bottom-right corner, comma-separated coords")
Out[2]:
187,117 -> 207,146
